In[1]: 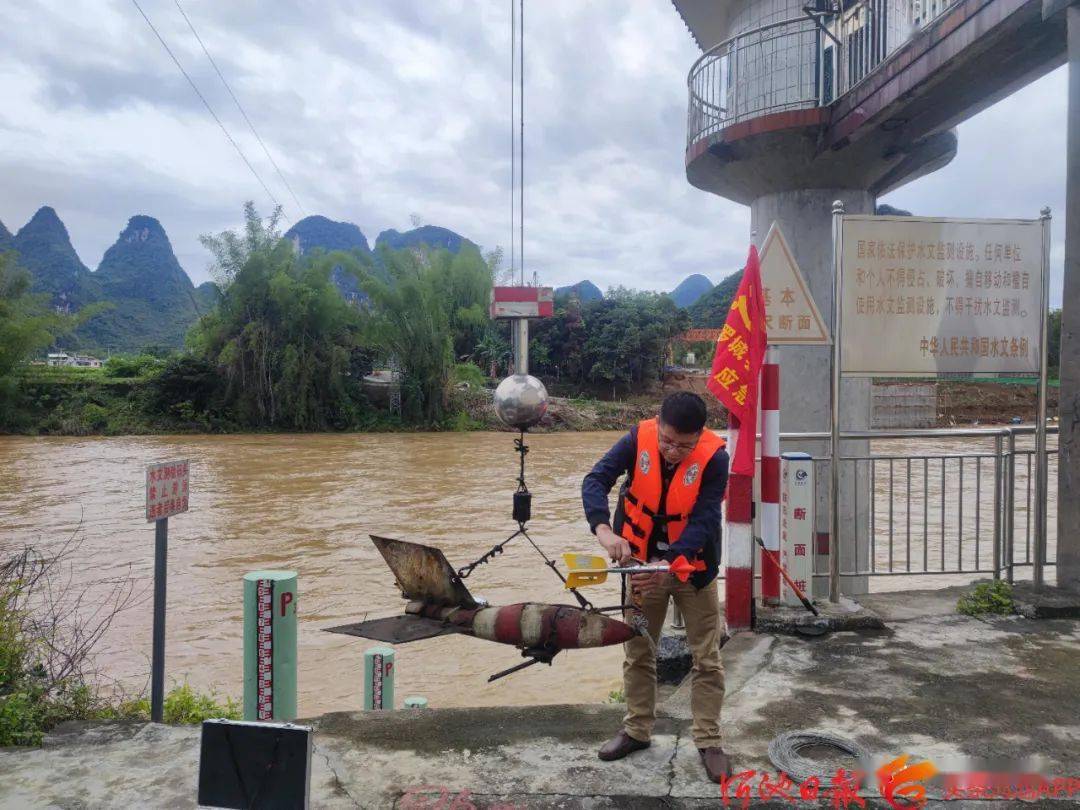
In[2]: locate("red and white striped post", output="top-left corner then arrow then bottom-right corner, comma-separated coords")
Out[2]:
759,348 -> 781,605
724,414 -> 754,632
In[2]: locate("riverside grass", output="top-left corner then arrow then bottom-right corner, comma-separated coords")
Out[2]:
957,580 -> 1016,616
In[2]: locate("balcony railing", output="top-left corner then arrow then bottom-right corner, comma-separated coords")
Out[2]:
687,0 -> 955,147
687,16 -> 820,145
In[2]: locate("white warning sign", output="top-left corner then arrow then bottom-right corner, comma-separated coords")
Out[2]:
839,215 -> 1044,376
760,223 -> 830,345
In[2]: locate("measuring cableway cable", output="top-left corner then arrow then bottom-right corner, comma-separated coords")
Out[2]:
767,730 -> 872,783
129,0 -> 289,221
173,0 -> 306,217
509,0 -> 515,280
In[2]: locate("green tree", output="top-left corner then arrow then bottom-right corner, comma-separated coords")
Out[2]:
425,245 -> 493,360
0,252 -> 79,421
199,202 -> 286,289
531,289 -> 688,397
474,326 -> 512,378
355,246 -> 459,422
189,205 -> 368,429
530,296 -> 585,382
1048,308 -> 1061,376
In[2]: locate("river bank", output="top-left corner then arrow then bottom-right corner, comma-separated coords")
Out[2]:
0,372 -> 1059,437
2,585 -> 1077,808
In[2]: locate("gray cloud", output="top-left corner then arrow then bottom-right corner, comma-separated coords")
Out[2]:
0,0 -> 1067,307
883,66 -> 1067,307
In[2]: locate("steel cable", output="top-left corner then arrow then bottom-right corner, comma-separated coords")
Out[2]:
767,730 -> 872,783
173,0 -> 306,216
129,0 -> 288,220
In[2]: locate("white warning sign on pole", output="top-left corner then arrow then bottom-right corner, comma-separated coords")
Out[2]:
760,223 -> 830,345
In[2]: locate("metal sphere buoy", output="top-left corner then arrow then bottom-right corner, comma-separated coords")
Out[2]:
494,373 -> 549,429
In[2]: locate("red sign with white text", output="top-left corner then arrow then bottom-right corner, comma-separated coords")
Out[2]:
145,460 -> 190,522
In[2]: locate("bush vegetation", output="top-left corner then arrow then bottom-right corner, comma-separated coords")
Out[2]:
957,580 -> 1015,616
109,683 -> 240,726
0,533 -> 238,746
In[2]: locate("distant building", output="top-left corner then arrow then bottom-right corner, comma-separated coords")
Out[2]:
45,351 -> 102,368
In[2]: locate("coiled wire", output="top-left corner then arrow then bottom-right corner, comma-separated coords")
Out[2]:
767,731 -> 872,783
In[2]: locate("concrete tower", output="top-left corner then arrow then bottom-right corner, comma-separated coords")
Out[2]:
670,0 -> 1070,593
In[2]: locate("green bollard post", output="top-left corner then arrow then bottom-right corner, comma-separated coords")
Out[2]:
363,646 -> 395,710
243,570 -> 298,722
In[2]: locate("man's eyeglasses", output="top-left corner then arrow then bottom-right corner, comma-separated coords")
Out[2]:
658,433 -> 700,453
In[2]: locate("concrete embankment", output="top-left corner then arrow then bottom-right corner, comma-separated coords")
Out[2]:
1,586 -> 1078,808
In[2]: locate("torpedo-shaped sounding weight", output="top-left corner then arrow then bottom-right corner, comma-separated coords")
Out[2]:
406,601 -> 638,648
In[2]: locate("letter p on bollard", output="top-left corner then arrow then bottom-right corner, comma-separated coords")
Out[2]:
364,646 -> 395,710
243,570 -> 297,722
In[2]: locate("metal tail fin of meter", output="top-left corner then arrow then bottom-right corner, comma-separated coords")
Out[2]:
324,536 -> 642,681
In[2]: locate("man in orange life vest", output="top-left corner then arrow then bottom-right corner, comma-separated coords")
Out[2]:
581,391 -> 732,782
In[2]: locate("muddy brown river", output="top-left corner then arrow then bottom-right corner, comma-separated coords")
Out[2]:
0,431 -> 1057,715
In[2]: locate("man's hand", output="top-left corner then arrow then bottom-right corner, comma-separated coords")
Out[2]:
630,570 -> 667,596
596,524 -> 632,564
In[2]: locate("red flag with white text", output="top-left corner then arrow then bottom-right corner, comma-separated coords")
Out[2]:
705,245 -> 768,476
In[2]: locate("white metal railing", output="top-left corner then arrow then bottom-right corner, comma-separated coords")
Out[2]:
772,425 -> 1059,584
687,16 -> 820,145
687,0 -> 957,147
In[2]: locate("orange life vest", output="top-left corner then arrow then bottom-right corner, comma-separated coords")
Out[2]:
619,418 -> 726,566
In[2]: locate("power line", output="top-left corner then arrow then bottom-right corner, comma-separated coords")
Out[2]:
173,0 -> 307,217
508,0 -> 525,286
519,0 -> 524,286
509,0 -> 516,280
128,0 -> 289,221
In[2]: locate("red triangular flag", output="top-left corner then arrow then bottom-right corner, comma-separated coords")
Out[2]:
706,245 -> 768,476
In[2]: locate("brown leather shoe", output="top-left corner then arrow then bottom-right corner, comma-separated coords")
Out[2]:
699,746 -> 733,783
598,730 -> 651,761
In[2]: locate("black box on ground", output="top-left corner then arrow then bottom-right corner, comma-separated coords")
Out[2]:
197,718 -> 312,809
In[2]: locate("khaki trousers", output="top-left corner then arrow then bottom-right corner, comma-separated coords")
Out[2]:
621,575 -> 724,748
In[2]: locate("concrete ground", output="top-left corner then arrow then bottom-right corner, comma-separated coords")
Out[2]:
1,585 -> 1077,809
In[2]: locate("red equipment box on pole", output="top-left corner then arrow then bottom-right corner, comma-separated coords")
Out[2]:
490,286 -> 554,319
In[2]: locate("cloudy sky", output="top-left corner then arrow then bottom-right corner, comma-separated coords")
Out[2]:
0,0 -> 1067,305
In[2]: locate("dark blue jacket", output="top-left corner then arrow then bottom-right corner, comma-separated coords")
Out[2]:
581,425 -> 729,588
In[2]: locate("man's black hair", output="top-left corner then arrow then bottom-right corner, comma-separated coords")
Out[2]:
659,392 -> 707,434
